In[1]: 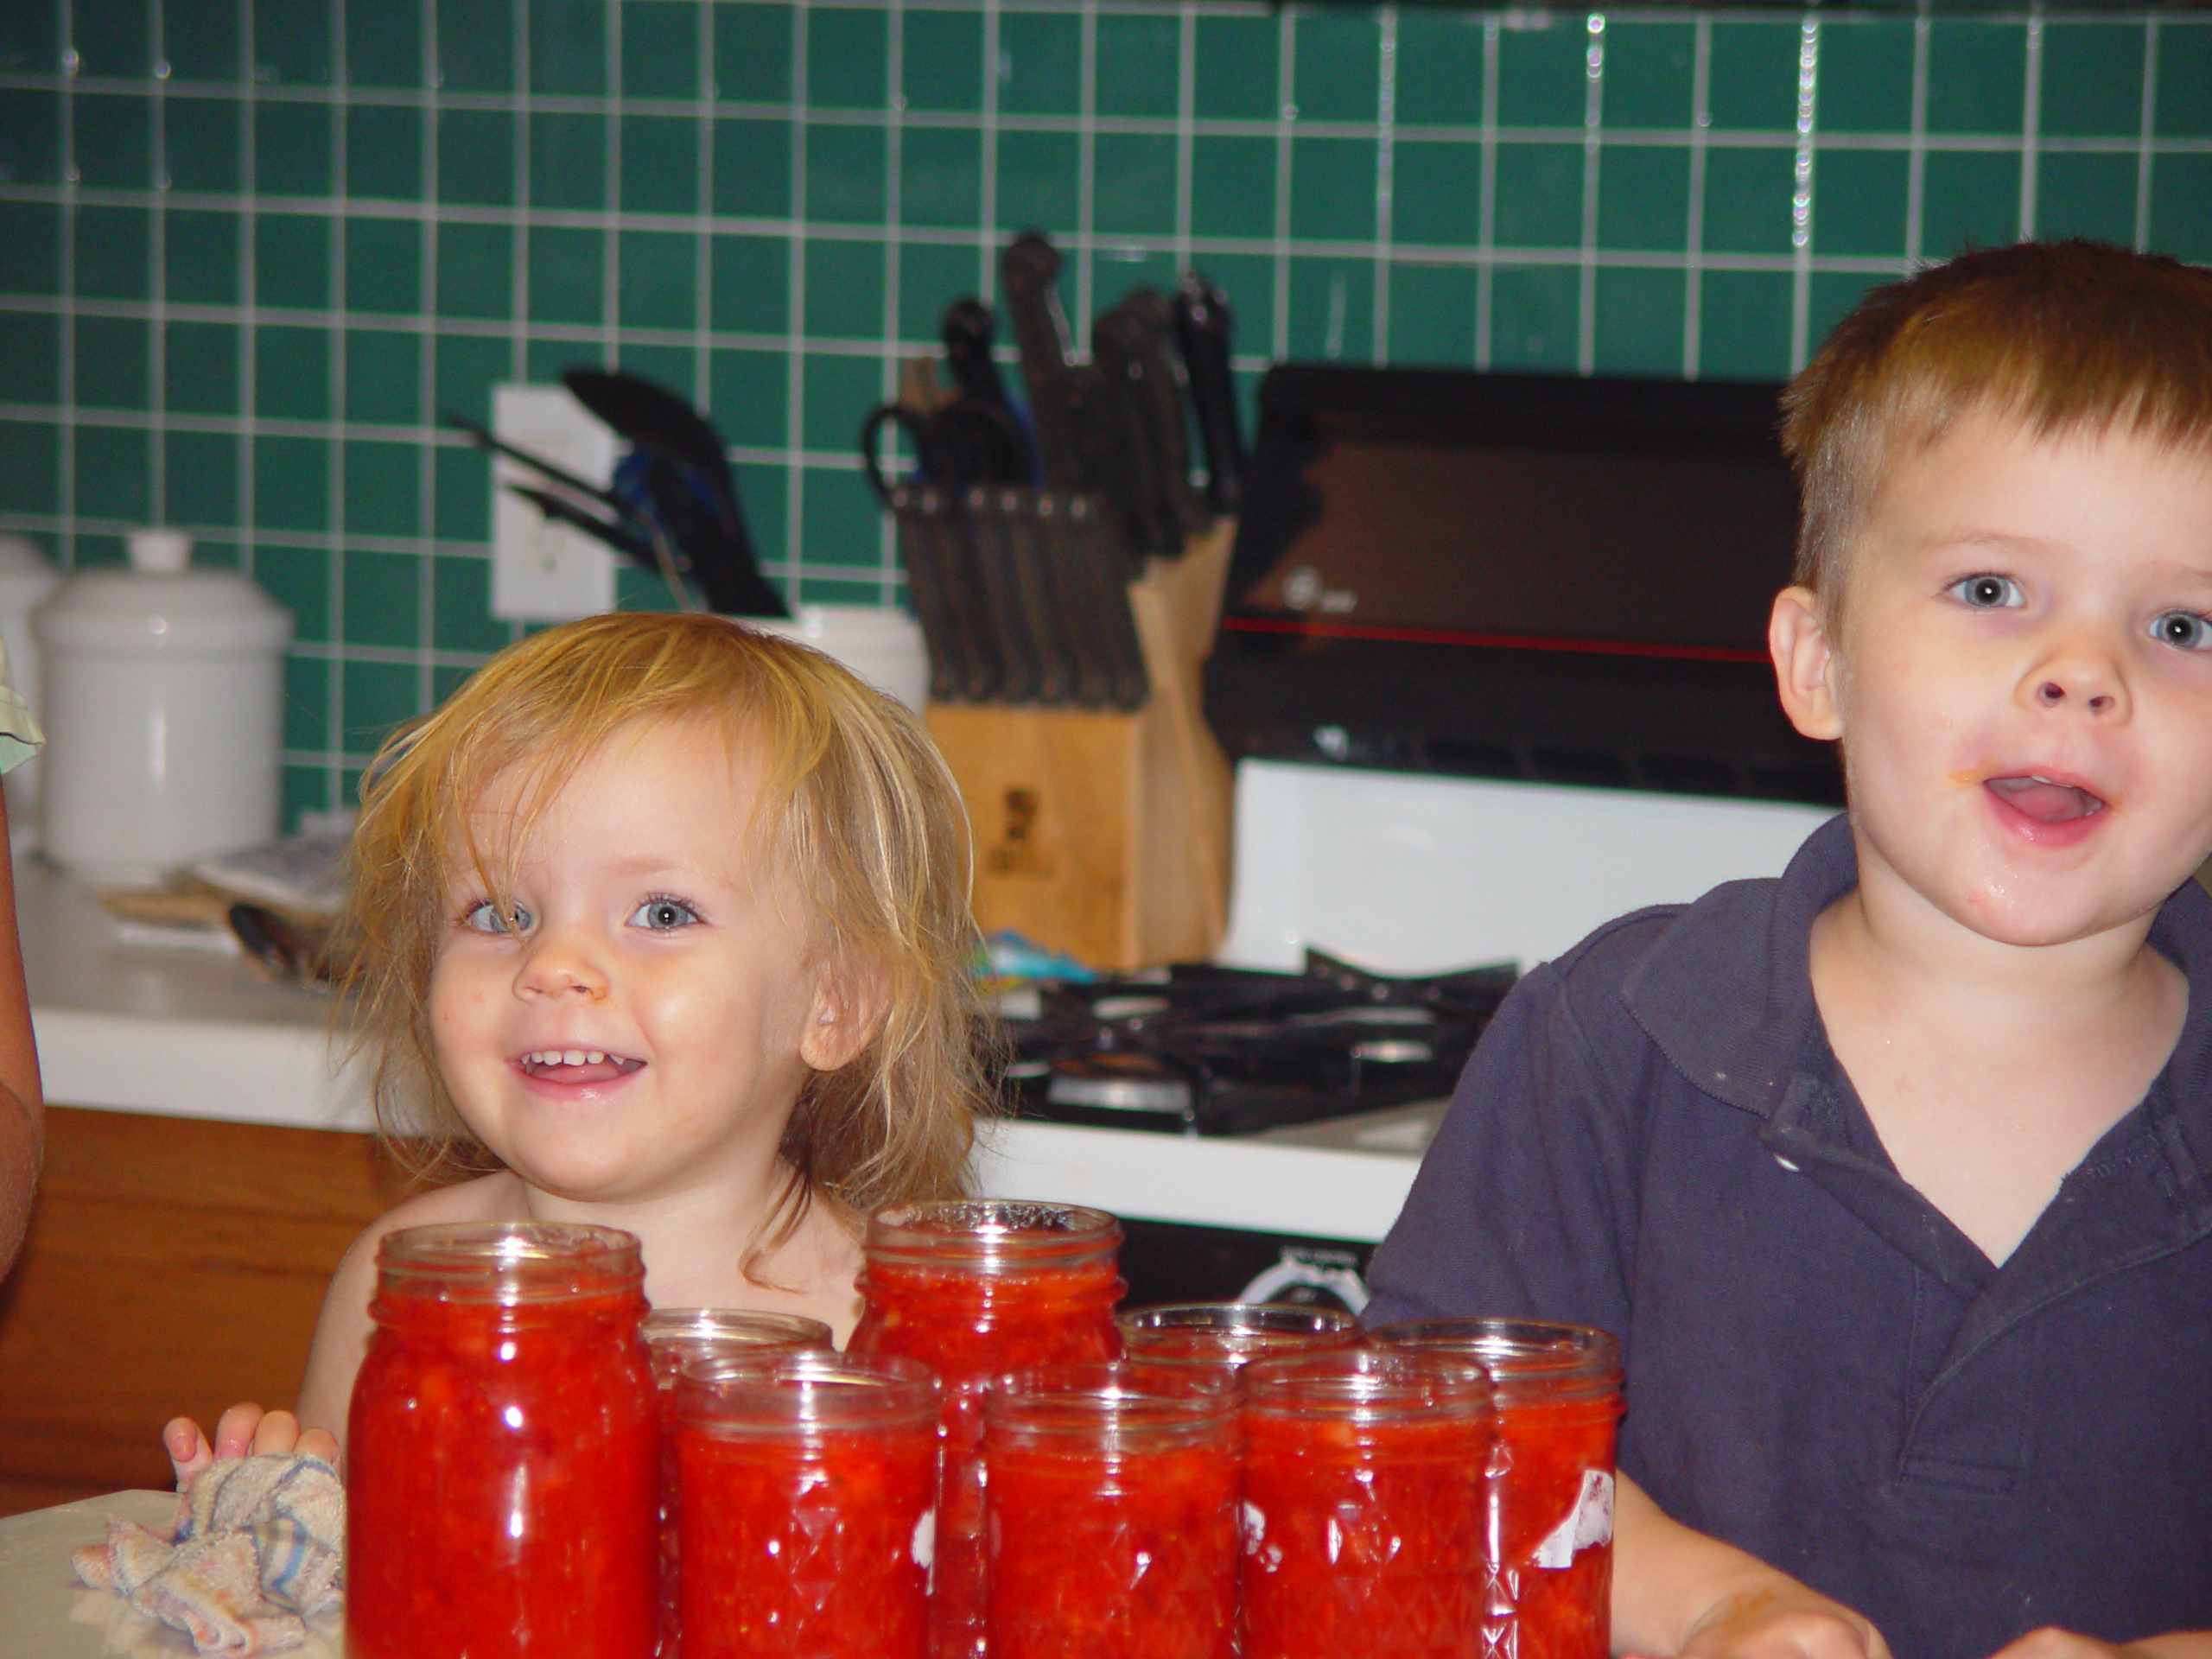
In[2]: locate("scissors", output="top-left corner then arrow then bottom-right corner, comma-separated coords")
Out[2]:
860,395 -> 1031,505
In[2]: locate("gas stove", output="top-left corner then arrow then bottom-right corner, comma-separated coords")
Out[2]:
999,950 -> 1515,1137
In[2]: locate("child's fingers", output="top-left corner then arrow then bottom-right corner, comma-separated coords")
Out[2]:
248,1409 -> 302,1458
209,1402 -> 268,1461
162,1416 -> 213,1488
296,1426 -> 341,1472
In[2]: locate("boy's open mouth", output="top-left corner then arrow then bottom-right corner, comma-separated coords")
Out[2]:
519,1049 -> 645,1084
1985,774 -> 2107,824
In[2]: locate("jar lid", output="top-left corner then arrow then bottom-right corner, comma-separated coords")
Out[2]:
865,1199 -> 1123,1269
36,562 -> 292,654
373,1221 -> 645,1304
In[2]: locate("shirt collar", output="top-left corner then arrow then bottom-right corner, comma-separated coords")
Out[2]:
1623,811 -> 2212,1152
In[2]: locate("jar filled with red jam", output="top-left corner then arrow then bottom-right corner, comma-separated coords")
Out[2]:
346,1222 -> 659,1659
1239,1348 -> 1494,1659
671,1351 -> 939,1659
644,1309 -> 833,1654
848,1199 -> 1125,1659
983,1363 -> 1241,1659
1372,1318 -> 1624,1659
1116,1303 -> 1363,1377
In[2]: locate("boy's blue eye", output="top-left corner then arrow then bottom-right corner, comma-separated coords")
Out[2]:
2151,611 -> 2212,652
1948,574 -> 2024,609
631,897 -> 699,931
463,900 -> 533,934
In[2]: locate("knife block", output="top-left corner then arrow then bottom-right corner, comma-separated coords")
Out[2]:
925,520 -> 1236,971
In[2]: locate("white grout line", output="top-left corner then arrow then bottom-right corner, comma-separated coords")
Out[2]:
1905,13 -> 1929,269
1788,16 -> 1817,374
1682,14 -> 1709,380
2134,14 -> 2157,252
784,0 -> 810,592
1371,4 -> 1395,363
1473,11 -> 1497,371
1268,4 -> 1291,363
148,0 -> 168,528
2019,10 -> 2043,241
1575,13 -> 1603,378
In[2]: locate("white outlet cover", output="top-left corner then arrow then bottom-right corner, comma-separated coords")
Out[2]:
489,383 -> 621,622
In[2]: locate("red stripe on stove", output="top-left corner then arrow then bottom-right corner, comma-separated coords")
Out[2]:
1218,615 -> 1770,664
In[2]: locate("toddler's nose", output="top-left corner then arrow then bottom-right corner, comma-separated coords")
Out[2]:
2036,678 -> 2117,715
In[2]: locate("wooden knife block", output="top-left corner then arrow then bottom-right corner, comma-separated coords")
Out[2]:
925,521 -> 1236,971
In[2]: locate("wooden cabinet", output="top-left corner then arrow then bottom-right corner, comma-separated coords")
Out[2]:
0,1106 -> 413,1516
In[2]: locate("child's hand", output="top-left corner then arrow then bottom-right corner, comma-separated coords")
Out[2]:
162,1403 -> 341,1489
1664,1586 -> 1893,1659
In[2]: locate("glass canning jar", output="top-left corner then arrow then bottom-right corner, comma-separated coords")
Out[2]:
1372,1318 -> 1625,1659
642,1308 -> 834,1654
848,1199 -> 1125,1659
346,1222 -> 658,1659
1116,1302 -> 1363,1378
1238,1347 -> 1494,1659
983,1363 -> 1241,1659
671,1351 -> 940,1659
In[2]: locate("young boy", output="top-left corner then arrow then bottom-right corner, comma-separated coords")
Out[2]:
1365,240 -> 2212,1659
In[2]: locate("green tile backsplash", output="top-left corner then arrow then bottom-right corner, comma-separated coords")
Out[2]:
0,0 -> 2205,828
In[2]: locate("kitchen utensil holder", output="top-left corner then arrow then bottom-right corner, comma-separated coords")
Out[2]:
914,514 -> 1236,972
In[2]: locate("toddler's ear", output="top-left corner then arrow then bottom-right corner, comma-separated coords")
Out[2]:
799,955 -> 893,1073
1770,586 -> 1844,742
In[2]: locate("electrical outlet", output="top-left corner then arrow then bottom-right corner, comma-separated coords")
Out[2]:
489,384 -> 621,622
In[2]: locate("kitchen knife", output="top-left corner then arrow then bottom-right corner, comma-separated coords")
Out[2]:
941,300 -> 1034,484
1118,288 -> 1210,544
1069,492 -> 1151,710
965,485 -> 1045,704
1000,233 -> 1087,491
1003,490 -> 1078,706
889,482 -> 969,703
1087,308 -> 1176,562
1034,492 -> 1113,709
1172,273 -> 1246,516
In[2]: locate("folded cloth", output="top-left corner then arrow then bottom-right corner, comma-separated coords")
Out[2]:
72,1453 -> 344,1656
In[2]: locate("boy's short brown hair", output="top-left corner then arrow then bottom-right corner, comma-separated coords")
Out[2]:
1781,240 -> 2212,613
340,611 -> 992,1236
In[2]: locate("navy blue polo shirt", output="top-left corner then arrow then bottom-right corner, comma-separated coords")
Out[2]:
1366,815 -> 2212,1659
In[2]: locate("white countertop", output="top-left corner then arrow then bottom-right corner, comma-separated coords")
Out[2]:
19,861 -> 1422,1242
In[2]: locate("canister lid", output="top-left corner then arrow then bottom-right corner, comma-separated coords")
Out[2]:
35,537 -> 293,655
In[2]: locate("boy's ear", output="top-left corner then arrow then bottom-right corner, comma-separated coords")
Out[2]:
799,955 -> 893,1073
1770,585 -> 1844,743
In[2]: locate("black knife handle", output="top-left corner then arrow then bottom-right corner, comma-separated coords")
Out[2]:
1173,273 -> 1245,516
941,298 -> 1011,410
1089,307 -> 1178,560
1001,233 -> 1084,490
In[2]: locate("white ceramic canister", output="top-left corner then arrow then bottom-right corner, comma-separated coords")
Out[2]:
0,533 -> 60,849
743,605 -> 929,712
35,530 -> 294,884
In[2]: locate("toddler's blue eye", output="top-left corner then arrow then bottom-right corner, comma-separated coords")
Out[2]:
2151,611 -> 2212,651
463,900 -> 533,934
1948,574 -> 2024,609
632,897 -> 699,931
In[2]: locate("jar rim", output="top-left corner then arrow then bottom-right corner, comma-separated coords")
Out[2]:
374,1221 -> 645,1304
1243,1347 -> 1491,1424
984,1361 -> 1238,1446
674,1351 -> 939,1437
643,1308 -> 834,1383
865,1199 -> 1123,1268
1368,1317 -> 1622,1402
1117,1302 -> 1363,1365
